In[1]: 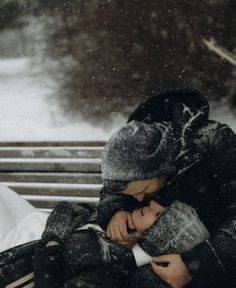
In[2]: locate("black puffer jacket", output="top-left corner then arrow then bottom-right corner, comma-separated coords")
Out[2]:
98,89 -> 236,288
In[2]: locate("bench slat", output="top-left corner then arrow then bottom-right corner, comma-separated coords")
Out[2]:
0,172 -> 102,183
39,208 -> 52,213
2,182 -> 102,197
28,202 -> 98,209
0,142 -> 105,208
22,195 -> 100,203
0,158 -> 101,172
0,147 -> 103,158
24,196 -> 100,209
0,141 -> 106,147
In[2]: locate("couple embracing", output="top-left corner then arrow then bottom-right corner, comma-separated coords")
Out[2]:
1,89 -> 236,288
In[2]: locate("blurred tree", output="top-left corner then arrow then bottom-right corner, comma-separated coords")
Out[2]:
37,0 -> 236,120
0,0 -> 33,30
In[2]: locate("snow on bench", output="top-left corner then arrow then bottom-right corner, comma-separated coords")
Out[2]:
0,141 -> 105,211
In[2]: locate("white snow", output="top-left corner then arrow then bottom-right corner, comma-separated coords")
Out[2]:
0,57 -> 126,141
206,240 -> 225,272
97,232 -> 111,262
0,57 -> 235,142
0,211 -> 48,252
210,100 -> 236,131
0,184 -> 48,252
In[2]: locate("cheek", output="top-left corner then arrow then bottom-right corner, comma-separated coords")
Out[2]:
148,213 -> 157,226
140,214 -> 157,231
145,183 -> 160,194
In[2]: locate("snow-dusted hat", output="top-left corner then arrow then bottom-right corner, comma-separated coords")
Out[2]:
101,121 -> 177,181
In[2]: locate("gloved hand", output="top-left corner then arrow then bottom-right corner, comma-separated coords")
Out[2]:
63,228 -> 136,279
42,201 -> 75,246
72,203 -> 97,231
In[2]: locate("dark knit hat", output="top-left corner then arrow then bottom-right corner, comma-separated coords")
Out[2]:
101,121 -> 177,181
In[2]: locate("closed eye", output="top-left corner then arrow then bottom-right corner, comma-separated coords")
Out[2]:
133,185 -> 148,196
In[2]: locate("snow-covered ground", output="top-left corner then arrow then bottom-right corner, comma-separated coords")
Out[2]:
210,100 -> 236,132
0,57 -> 235,141
0,57 -> 126,141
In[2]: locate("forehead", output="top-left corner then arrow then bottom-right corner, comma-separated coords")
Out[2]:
123,179 -> 151,195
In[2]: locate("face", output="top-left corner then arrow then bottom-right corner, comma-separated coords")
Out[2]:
132,200 -> 165,233
122,176 -> 167,202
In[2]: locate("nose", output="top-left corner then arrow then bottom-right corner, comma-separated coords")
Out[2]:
149,200 -> 156,210
134,193 -> 145,202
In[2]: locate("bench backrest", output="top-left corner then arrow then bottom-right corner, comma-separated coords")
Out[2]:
0,141 -> 105,212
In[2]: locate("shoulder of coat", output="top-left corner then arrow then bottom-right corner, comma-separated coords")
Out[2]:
194,120 -> 223,152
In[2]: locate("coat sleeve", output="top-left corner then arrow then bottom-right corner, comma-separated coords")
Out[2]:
33,243 -> 88,288
181,124 -> 236,287
33,243 -> 66,288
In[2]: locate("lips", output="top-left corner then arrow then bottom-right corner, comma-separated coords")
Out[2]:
141,207 -> 144,216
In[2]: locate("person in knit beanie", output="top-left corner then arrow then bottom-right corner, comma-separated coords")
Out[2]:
97,120 -> 208,288
32,200 -> 209,288
98,120 -> 178,229
31,121 -> 208,288
98,89 -> 236,288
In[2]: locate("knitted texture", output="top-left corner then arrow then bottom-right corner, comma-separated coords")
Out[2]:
101,121 -> 177,181
138,201 -> 210,256
42,201 -> 75,246
72,204 -> 98,231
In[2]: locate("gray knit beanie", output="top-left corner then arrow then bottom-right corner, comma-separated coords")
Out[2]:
138,200 -> 210,256
101,121 -> 177,181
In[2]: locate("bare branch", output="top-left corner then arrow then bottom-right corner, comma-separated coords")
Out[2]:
203,38 -> 236,66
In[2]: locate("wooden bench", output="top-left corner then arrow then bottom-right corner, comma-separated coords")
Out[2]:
0,141 -> 105,212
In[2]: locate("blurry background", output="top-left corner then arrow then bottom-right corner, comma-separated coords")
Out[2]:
0,0 -> 235,140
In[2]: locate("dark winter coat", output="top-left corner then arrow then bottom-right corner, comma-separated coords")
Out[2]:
0,241 -> 133,288
0,240 -> 37,288
0,200 -> 209,288
0,238 -> 132,288
98,89 -> 236,288
0,205 -> 135,288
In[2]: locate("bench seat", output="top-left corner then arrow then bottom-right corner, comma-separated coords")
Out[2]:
0,141 -> 105,211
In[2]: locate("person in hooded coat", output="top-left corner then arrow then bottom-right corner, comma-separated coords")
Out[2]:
33,199 -> 209,288
97,89 -> 236,288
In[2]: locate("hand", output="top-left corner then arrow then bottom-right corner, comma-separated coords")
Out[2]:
106,211 -> 135,242
151,254 -> 192,288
